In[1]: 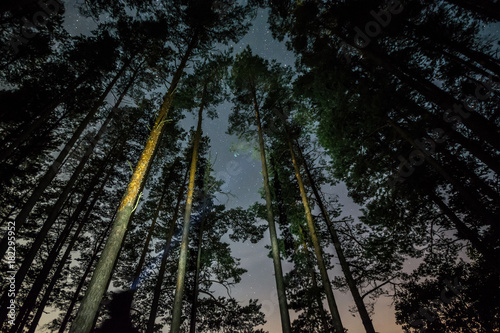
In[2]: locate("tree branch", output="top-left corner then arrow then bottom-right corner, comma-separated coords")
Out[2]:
361,278 -> 395,300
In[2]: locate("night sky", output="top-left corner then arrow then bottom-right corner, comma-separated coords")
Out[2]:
59,1 -> 404,332
3,0 -> 497,331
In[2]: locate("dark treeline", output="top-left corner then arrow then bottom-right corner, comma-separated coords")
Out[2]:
0,0 -> 499,332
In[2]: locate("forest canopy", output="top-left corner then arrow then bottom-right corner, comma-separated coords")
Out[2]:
0,0 -> 499,332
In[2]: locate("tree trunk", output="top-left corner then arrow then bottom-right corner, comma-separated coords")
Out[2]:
347,35 -> 500,151
251,88 -> 292,333
131,160 -> 179,283
427,190 -> 499,269
298,226 -> 330,332
453,42 -> 500,77
170,88 -> 205,333
3,67 -> 138,305
434,143 -> 500,204
11,145 -> 116,332
25,159 -> 117,333
58,211 -> 116,333
146,165 -> 188,333
421,108 -> 500,176
403,19 -> 500,78
1,57 -> 131,262
440,47 -> 500,82
189,163 -> 210,333
296,142 -> 376,333
69,34 -> 197,333
188,216 -> 204,333
285,133 -> 344,333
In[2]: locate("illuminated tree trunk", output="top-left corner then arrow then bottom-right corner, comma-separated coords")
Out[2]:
189,163 -> 211,333
285,132 -> 344,333
2,67 -> 139,317
58,211 -> 115,333
296,142 -> 376,333
189,216 -> 204,333
12,59 -> 130,232
170,88 -> 205,333
69,34 -> 198,333
298,226 -> 330,332
132,160 -> 179,284
251,88 -> 292,333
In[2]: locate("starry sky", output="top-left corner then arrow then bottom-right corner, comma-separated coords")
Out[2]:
60,1 -> 404,332
181,9 -> 404,333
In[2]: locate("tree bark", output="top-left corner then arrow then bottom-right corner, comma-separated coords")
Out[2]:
11,144 -> 116,332
69,33 -> 197,333
286,133 -> 344,333
170,87 -> 205,333
58,211 -> 115,333
2,66 -> 138,306
0,57 -> 132,262
146,166 -> 189,333
251,87 -> 292,333
298,226 -> 330,332
188,216 -> 204,333
189,163 -> 211,333
25,158 -> 117,333
132,160 -> 179,283
296,142 -> 376,333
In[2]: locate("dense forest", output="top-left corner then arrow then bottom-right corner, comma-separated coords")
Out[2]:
0,0 -> 499,332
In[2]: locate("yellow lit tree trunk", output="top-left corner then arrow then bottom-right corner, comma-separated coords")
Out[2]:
69,35 -> 198,333
296,142 -> 377,333
298,225 -> 331,331
170,89 -> 206,333
252,88 -> 292,333
286,132 -> 344,333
